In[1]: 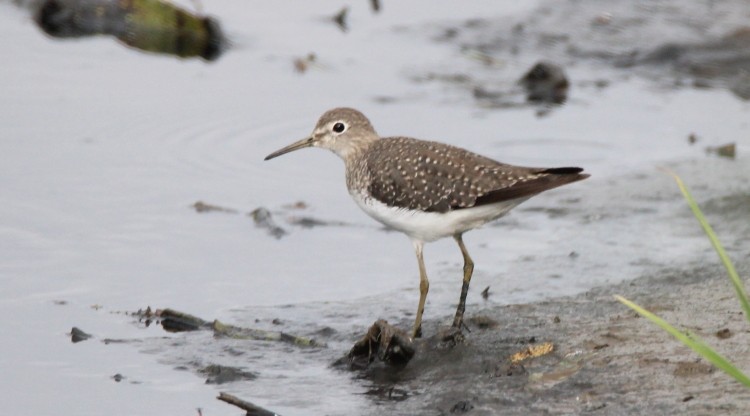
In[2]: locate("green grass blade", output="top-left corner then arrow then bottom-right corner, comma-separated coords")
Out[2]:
665,170 -> 750,324
615,295 -> 750,388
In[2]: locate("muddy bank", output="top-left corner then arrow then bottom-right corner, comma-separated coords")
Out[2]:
416,0 -> 750,103
351,260 -> 750,415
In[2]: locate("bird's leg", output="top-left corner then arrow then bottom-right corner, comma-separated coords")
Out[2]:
411,240 -> 429,339
452,233 -> 474,329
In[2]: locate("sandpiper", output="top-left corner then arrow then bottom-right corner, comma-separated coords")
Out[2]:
265,108 -> 589,338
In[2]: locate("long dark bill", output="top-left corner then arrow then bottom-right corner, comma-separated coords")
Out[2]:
264,137 -> 314,161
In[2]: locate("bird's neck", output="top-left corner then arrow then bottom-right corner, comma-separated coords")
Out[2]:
336,135 -> 379,166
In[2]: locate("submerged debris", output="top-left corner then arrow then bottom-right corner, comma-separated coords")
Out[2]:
480,286 -> 490,300
35,0 -> 225,61
70,326 -> 92,343
157,308 -> 208,332
363,386 -> 409,402
200,364 -> 258,384
142,307 -> 324,347
293,53 -> 318,73
705,143 -> 736,159
192,201 -> 238,214
519,61 -> 569,104
217,392 -> 278,416
332,6 -> 348,32
286,216 -> 350,228
249,207 -> 287,239
370,0 -> 381,13
212,320 -> 323,347
463,48 -> 506,67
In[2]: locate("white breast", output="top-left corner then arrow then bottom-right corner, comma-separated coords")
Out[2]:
350,191 -> 529,243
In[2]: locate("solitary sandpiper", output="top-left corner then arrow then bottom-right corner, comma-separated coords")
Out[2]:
265,108 -> 589,338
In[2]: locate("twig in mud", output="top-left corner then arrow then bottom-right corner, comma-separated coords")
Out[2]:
192,201 -> 238,214
147,308 -> 324,347
217,392 -> 280,416
212,320 -> 323,347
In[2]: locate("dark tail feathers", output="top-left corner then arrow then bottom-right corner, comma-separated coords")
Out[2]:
540,167 -> 584,175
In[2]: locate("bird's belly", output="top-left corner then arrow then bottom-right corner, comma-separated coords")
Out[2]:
351,192 -> 528,243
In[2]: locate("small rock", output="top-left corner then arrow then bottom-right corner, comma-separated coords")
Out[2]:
451,400 -> 474,413
70,327 -> 92,343
716,328 -> 733,339
519,61 -> 569,104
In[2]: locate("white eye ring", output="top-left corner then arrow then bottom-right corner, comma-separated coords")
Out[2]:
332,122 -> 346,133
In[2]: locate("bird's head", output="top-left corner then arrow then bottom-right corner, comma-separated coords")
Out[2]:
264,107 -> 379,161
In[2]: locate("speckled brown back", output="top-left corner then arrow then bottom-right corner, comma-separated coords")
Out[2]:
357,137 -> 588,213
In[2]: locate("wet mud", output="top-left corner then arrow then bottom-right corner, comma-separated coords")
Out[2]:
417,0 -> 750,104
334,262 -> 750,415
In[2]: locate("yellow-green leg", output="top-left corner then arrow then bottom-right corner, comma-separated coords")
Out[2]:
452,233 -> 474,329
411,239 -> 429,338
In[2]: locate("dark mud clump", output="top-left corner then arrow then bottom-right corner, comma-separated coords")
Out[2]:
70,327 -> 92,343
519,61 -> 569,104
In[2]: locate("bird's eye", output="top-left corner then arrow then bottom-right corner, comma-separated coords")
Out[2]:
332,122 -> 346,133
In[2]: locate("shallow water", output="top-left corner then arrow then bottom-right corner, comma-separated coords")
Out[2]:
1,0 -> 749,414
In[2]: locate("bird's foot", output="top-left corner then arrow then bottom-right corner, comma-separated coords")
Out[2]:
438,325 -> 466,347
411,324 -> 422,339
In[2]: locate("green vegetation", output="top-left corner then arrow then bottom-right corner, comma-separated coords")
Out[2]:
615,171 -> 750,388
